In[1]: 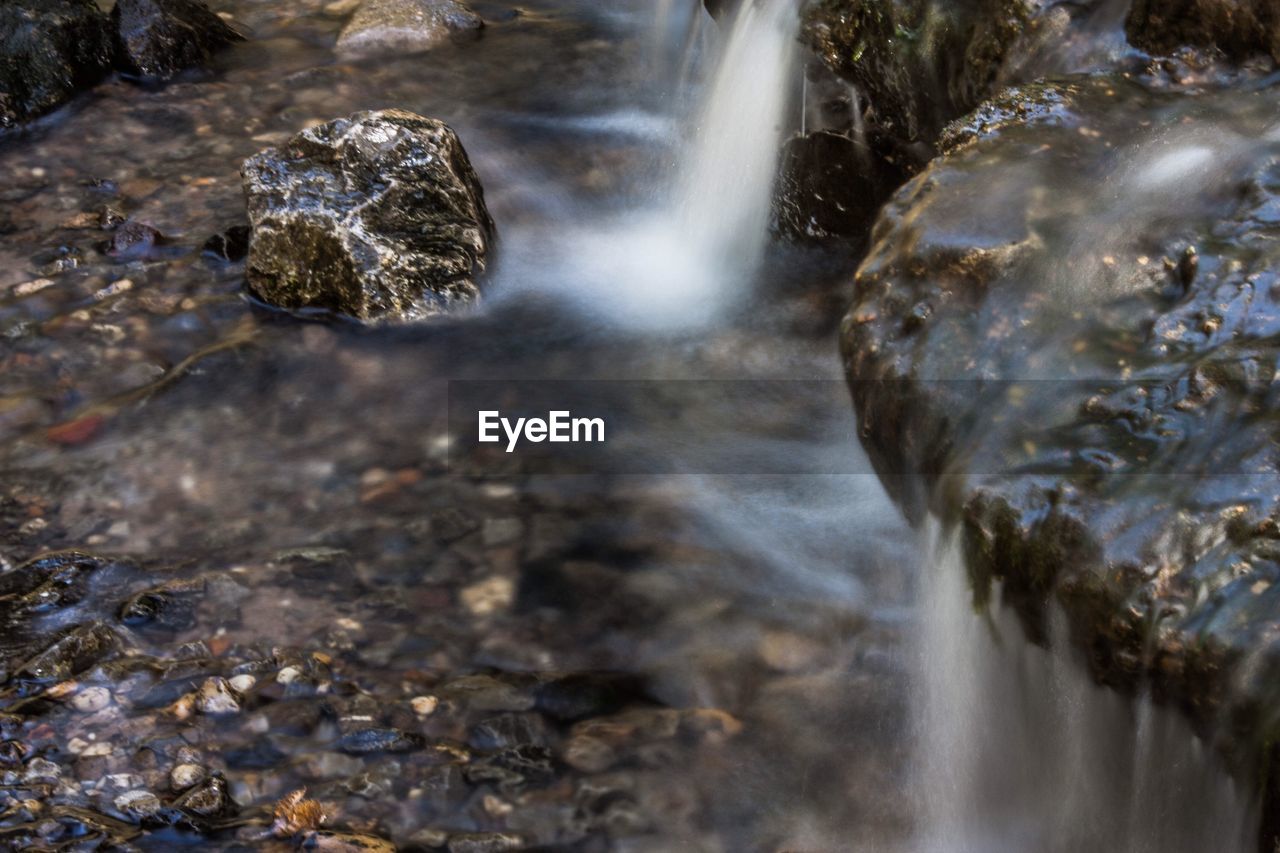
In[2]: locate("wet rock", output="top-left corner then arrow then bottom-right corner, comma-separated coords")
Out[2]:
307,830 -> 397,852
202,225 -> 251,263
336,0 -> 483,57
118,580 -> 202,631
71,685 -> 113,712
110,0 -> 244,80
439,674 -> 535,713
842,74 -> 1280,851
173,772 -> 232,819
336,726 -> 424,754
114,789 -> 162,821
0,0 -> 113,128
773,130 -> 904,242
464,744 -> 554,791
196,677 -> 241,715
169,763 -> 205,791
104,220 -> 165,259
534,672 -> 647,722
241,109 -> 495,322
1126,0 -> 1280,61
14,622 -> 120,688
469,712 -> 550,750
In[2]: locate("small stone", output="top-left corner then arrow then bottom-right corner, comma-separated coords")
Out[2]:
411,695 -> 439,717
170,763 -> 205,791
228,674 -> 256,694
447,832 -> 525,853
23,757 -> 62,784
276,666 -> 303,685
460,576 -> 514,617
114,789 -> 161,819
196,677 -> 240,715
71,686 -> 112,713
336,0 -> 482,56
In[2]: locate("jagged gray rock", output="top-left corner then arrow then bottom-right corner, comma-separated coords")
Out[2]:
241,109 -> 494,322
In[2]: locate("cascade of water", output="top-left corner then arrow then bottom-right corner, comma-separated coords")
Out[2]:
671,0 -> 798,282
916,522 -> 1256,853
516,0 -> 799,330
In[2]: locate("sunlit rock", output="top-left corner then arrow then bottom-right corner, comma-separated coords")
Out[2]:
241,109 -> 495,322
336,0 -> 482,56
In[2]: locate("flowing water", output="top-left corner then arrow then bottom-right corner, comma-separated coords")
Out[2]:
0,0 -> 1261,849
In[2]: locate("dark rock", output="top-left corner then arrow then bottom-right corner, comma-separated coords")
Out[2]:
241,109 -> 495,322
534,672 -> 648,722
336,0 -> 483,56
336,726 -> 425,754
841,74 -> 1280,851
0,0 -> 113,129
464,744 -> 555,791
202,225 -> 251,263
118,580 -> 203,632
1127,0 -> 1280,61
773,130 -> 905,243
13,621 -> 120,687
110,0 -> 244,80
173,772 -> 233,820
105,220 -> 164,259
469,712 -> 550,750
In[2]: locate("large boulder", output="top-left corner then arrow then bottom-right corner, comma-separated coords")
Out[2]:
241,109 -> 494,322
0,0 -> 114,129
843,75 -> 1280,848
336,0 -> 483,57
111,0 -> 244,80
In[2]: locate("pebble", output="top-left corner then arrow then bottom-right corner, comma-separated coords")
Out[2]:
22,758 -> 62,784
114,789 -> 161,819
460,576 -> 514,617
411,695 -> 439,717
277,666 -> 303,685
197,678 -> 241,715
71,686 -> 112,713
228,674 -> 257,694
170,763 -> 206,791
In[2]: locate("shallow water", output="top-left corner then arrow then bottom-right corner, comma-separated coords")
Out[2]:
0,0 -> 1259,850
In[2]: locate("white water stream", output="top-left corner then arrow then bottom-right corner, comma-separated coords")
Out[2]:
917,523 -> 1255,852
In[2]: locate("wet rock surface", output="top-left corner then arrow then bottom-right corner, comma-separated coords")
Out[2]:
241,108 -> 495,322
337,0 -> 484,56
0,0 -> 114,129
111,0 -> 246,80
843,74 -> 1280,847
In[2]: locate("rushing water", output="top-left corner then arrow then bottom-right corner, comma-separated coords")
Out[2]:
0,0 -> 1261,849
916,526 -> 1255,853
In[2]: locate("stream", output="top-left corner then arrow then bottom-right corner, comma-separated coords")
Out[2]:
0,0 -> 1261,850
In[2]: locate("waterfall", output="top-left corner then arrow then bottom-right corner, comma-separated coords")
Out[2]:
521,0 -> 799,330
917,523 -> 1256,853
671,0 -> 798,283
